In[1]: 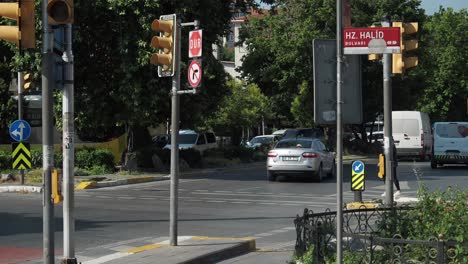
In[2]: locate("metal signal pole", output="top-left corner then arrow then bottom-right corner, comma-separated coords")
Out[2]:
336,0 -> 344,263
41,0 -> 55,262
62,23 -> 77,264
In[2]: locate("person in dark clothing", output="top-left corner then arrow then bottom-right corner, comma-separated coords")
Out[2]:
381,140 -> 401,197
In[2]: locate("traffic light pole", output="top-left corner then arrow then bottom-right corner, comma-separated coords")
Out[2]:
169,18 -> 181,246
17,71 -> 25,185
42,0 -> 55,262
62,23 -> 77,264
336,0 -> 344,263
382,18 -> 395,207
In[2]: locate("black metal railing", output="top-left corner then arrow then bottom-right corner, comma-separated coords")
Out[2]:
294,207 -> 467,263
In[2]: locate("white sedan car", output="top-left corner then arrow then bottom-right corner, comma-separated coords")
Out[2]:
266,138 -> 335,182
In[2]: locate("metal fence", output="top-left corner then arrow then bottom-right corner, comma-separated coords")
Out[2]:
294,207 -> 467,263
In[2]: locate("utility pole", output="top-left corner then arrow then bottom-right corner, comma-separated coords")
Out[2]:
336,0 -> 344,263
17,72 -> 25,185
62,23 -> 77,264
382,17 -> 394,207
41,0 -> 55,262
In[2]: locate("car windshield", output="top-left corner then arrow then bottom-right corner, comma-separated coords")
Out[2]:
275,140 -> 313,149
250,137 -> 273,144
167,134 -> 198,144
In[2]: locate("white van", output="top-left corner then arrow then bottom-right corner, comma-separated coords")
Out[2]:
392,111 -> 432,161
164,130 -> 217,153
431,122 -> 468,168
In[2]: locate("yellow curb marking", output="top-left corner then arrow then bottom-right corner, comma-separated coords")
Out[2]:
124,243 -> 167,254
126,177 -> 155,184
345,202 -> 379,209
75,181 -> 97,190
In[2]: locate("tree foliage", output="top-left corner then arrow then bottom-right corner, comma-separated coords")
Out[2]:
417,8 -> 468,121
207,79 -> 271,144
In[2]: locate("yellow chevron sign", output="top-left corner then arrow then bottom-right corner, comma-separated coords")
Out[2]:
12,142 -> 32,169
351,160 -> 365,191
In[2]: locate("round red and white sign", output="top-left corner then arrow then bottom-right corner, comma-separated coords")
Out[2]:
189,30 -> 202,58
188,60 -> 202,88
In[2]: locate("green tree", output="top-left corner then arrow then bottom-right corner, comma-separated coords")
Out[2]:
417,8 -> 468,121
238,0 -> 425,129
207,80 -> 271,144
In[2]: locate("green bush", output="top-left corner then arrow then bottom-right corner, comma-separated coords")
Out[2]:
74,147 -> 114,172
30,149 -> 42,168
222,146 -> 255,162
0,150 -> 11,170
135,146 -> 156,168
180,148 -> 202,168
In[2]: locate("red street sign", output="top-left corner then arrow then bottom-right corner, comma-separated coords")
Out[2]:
189,30 -> 202,58
343,27 -> 400,55
188,60 -> 202,88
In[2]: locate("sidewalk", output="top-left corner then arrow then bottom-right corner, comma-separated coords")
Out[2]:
80,236 -> 256,264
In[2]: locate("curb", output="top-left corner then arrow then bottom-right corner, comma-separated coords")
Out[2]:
186,237 -> 256,264
0,185 -> 42,193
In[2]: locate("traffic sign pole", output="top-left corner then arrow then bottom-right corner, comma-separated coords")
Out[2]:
336,0 -> 343,263
17,72 -> 24,184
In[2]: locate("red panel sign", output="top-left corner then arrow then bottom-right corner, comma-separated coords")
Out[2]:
189,30 -> 202,58
343,27 -> 401,54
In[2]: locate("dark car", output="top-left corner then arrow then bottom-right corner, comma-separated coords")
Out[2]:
281,128 -> 325,140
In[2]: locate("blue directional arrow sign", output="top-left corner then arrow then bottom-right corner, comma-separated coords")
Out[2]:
9,120 -> 31,142
352,160 -> 365,174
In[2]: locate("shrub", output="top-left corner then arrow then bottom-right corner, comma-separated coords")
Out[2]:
180,148 -> 202,168
222,146 -> 255,162
30,149 -> 42,168
0,150 -> 11,170
135,146 -> 156,168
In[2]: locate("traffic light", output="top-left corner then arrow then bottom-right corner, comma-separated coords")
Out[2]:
23,73 -> 34,91
150,14 -> 177,77
378,153 -> 385,178
47,0 -> 74,25
0,0 -> 35,49
52,169 -> 63,204
392,22 -> 419,74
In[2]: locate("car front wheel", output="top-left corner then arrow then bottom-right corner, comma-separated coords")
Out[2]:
430,159 -> 437,169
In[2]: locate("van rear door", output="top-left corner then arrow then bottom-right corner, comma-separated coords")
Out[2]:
392,118 -> 421,150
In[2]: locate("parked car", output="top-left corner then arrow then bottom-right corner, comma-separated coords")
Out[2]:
246,135 -> 277,150
431,122 -> 468,169
164,130 -> 217,153
266,138 -> 335,182
392,111 -> 432,161
367,131 -> 384,144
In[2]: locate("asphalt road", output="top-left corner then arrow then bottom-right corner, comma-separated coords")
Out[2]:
1,160 -> 467,263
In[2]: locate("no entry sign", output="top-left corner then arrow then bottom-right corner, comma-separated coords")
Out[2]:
188,60 -> 202,88
343,27 -> 401,54
189,29 -> 202,58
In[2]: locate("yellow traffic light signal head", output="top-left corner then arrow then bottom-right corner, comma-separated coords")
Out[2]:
392,21 -> 419,74
0,0 -> 35,49
47,0 -> 74,25
23,73 -> 34,91
378,153 -> 385,178
150,14 -> 177,77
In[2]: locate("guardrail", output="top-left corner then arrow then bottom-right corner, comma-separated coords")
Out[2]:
294,207 -> 467,263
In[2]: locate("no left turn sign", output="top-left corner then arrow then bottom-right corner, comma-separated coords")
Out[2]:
188,60 -> 202,88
